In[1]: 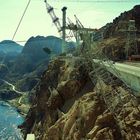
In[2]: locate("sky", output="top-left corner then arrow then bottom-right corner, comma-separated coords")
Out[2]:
0,0 -> 139,45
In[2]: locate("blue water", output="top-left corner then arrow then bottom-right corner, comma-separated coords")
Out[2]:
0,101 -> 24,140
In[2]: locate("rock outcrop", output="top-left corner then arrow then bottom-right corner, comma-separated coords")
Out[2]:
93,5 -> 140,61
102,5 -> 140,39
21,56 -> 140,140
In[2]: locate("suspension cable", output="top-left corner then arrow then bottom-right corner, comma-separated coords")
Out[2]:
12,0 -> 31,41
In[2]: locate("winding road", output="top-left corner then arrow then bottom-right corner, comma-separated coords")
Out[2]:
0,79 -> 24,95
0,79 -> 26,104
0,79 -> 27,104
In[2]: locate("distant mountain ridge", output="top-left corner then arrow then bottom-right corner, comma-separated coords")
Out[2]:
12,35 -> 64,74
94,5 -> 140,40
22,35 -> 62,62
0,35 -> 76,92
0,40 -> 23,54
92,5 -> 140,60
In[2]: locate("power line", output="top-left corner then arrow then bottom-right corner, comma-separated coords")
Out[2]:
12,0 -> 31,41
0,35 -> 74,46
0,37 -> 74,46
37,0 -> 139,2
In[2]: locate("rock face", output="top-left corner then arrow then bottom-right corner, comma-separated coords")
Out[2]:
93,5 -> 140,61
0,64 -> 9,78
21,56 -> 140,140
0,36 -> 76,114
102,5 -> 140,39
1,35 -> 71,92
0,89 -> 20,100
12,35 -> 75,75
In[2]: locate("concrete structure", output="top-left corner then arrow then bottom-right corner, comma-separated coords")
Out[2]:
93,59 -> 140,97
26,134 -> 35,140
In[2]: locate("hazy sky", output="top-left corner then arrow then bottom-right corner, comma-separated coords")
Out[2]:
0,0 -> 139,44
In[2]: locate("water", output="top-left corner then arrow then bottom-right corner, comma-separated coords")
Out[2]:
0,101 -> 24,140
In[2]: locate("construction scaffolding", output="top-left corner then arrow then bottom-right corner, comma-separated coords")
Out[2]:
76,25 -> 139,138
44,0 -> 96,52
43,1 -> 140,138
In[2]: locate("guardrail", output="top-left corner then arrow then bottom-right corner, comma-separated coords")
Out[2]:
93,59 -> 140,96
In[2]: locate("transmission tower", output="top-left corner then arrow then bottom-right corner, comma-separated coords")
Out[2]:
125,20 -> 138,58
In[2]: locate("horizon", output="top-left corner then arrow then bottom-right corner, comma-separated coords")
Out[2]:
0,0 -> 139,45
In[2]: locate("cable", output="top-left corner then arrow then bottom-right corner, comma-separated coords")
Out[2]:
36,0 -> 139,3
12,0 -> 31,41
0,37 -> 74,46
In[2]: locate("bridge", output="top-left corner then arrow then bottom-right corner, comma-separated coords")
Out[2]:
93,59 -> 140,97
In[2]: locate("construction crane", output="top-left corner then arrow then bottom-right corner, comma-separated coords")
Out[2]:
79,27 -> 139,139
44,0 -> 61,35
44,1 -> 139,137
44,0 -> 68,52
66,12 -> 139,137
44,0 -> 96,51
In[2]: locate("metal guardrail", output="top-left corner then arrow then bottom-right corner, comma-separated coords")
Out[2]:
93,59 -> 140,94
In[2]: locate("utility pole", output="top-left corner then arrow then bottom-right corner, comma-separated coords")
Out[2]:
62,7 -> 67,53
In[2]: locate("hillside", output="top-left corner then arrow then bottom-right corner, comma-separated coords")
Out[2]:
20,56 -> 140,140
0,40 -> 23,54
12,35 -> 75,75
0,35 -> 75,103
18,5 -> 140,140
103,5 -> 140,38
93,5 -> 140,61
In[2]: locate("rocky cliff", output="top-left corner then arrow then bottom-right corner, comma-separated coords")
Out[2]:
93,5 -> 140,60
103,5 -> 140,38
21,56 -> 140,140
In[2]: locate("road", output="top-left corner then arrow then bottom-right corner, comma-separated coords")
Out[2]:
18,96 -> 23,104
93,59 -> 140,77
93,59 -> 140,95
0,79 -> 25,95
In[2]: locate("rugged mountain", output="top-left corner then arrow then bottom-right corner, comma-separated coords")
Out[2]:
103,5 -> 140,39
12,35 -> 74,75
0,35 -> 75,100
3,36 -> 62,92
20,56 -> 140,140
0,40 -> 23,67
22,36 -> 62,57
0,40 -> 23,54
17,5 -> 140,140
93,5 -> 140,60
0,64 -> 9,78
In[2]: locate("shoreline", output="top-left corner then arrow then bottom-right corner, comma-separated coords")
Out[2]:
8,98 -> 30,117
0,98 -> 30,117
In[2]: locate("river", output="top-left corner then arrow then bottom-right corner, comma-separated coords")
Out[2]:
0,101 -> 24,140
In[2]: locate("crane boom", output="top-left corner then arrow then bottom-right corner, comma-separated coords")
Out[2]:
44,0 -> 62,35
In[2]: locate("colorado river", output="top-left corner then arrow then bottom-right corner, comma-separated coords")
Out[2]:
0,101 -> 24,140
